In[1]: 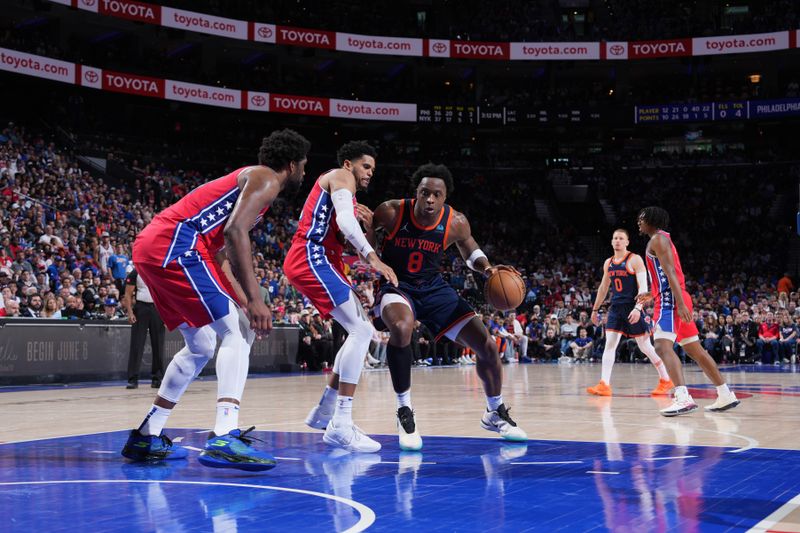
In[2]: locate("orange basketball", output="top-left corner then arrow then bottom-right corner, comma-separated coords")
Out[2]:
484,269 -> 525,311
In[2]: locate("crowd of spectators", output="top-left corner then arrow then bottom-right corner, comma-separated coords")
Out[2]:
1,120 -> 798,370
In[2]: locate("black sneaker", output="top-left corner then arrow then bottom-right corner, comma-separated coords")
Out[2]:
397,406 -> 416,434
126,381 -> 138,389
397,406 -> 422,451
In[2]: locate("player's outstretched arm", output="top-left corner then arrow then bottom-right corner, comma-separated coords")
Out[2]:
225,166 -> 279,335
650,234 -> 690,322
328,170 -> 398,286
591,259 -> 612,326
451,210 -> 519,277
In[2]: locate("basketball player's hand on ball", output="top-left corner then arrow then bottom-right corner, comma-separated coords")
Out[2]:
635,293 -> 653,305
485,264 -> 521,277
366,253 -> 398,287
355,204 -> 373,229
245,299 -> 273,338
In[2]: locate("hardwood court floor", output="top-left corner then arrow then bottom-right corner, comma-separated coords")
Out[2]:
2,362 -> 797,451
2,363 -> 800,532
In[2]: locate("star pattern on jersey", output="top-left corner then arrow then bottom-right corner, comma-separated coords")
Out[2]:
196,197 -> 237,231
321,205 -> 328,212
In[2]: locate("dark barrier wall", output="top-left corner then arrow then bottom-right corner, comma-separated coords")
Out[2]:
0,319 -> 300,385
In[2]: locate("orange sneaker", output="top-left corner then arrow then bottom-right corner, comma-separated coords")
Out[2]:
651,378 -> 675,396
586,380 -> 612,396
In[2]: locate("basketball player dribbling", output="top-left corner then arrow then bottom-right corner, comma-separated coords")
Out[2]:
121,129 -> 311,470
343,163 -> 527,450
284,141 -> 398,453
637,206 -> 740,416
587,229 -> 674,396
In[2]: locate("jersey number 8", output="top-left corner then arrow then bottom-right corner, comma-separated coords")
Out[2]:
408,251 -> 424,273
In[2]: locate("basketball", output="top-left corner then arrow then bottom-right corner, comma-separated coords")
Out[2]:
484,269 -> 525,311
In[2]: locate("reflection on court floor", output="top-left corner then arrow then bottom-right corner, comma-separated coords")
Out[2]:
2,429 -> 799,532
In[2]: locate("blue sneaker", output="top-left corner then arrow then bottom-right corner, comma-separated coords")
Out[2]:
198,427 -> 277,471
121,430 -> 188,462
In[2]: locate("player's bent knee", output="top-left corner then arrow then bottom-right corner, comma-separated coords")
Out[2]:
388,319 -> 414,346
476,335 -> 499,362
183,328 -> 216,360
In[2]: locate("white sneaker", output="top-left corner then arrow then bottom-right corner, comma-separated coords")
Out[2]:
397,407 -> 423,451
480,405 -> 528,441
305,403 -> 334,430
660,397 -> 699,417
704,391 -> 740,412
323,421 -> 381,453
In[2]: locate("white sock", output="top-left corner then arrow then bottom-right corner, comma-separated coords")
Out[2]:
139,405 -> 171,436
487,395 -> 503,411
601,332 -> 622,384
636,337 -> 671,380
332,395 -> 353,425
674,385 -> 689,400
213,401 -> 240,436
320,385 -> 338,408
601,348 -> 615,384
653,359 -> 671,381
716,383 -> 731,396
397,390 -> 412,409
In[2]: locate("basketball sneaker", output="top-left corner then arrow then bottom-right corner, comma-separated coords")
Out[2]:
305,402 -> 334,430
481,404 -> 528,441
121,429 -> 188,462
198,427 -> 277,471
323,421 -> 381,453
397,406 -> 423,451
704,390 -> 740,412
586,380 -> 612,396
650,378 -> 675,396
660,396 -> 699,417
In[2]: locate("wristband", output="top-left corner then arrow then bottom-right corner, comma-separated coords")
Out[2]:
466,248 -> 488,272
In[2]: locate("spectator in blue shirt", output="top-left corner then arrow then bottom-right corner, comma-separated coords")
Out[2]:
107,244 -> 130,294
569,327 -> 593,362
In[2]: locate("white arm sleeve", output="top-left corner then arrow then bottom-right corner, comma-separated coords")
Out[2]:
636,270 -> 649,295
331,188 -> 375,257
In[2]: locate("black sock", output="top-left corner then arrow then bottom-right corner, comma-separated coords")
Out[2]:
387,343 -> 413,393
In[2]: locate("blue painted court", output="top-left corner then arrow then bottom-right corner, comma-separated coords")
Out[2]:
2,429 -> 799,531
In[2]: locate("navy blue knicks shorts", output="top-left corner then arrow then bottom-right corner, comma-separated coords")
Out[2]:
605,302 -> 649,337
375,276 -> 475,341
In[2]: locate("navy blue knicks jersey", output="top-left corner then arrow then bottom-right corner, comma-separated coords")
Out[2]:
608,252 -> 638,305
381,199 -> 453,285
